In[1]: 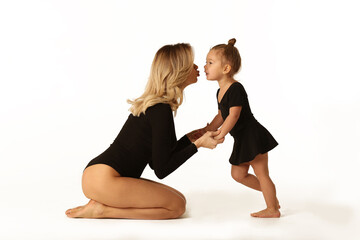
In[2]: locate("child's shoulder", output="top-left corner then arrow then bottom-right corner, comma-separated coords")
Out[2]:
230,81 -> 245,91
228,81 -> 247,99
216,81 -> 243,96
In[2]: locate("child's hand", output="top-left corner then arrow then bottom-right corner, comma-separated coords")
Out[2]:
213,130 -> 225,141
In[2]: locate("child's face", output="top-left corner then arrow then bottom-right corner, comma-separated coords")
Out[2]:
204,50 -> 224,81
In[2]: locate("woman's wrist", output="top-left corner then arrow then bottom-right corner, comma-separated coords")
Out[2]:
194,138 -> 203,148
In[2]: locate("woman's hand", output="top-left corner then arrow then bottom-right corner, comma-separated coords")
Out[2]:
200,123 -> 210,134
194,130 -> 224,149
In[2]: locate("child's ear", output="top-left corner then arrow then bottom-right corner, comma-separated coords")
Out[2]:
223,64 -> 231,74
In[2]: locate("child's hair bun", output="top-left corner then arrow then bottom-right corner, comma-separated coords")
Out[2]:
228,38 -> 236,46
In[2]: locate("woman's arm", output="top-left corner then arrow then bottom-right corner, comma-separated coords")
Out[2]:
214,106 -> 242,140
146,104 -> 224,179
148,104 -> 225,179
148,104 -> 198,179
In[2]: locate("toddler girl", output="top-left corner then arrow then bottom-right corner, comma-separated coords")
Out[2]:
202,38 -> 280,218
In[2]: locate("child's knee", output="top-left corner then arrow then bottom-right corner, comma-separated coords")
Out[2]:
231,170 -> 248,183
231,164 -> 250,183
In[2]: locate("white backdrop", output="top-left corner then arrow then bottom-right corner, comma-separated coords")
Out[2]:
1,0 -> 359,239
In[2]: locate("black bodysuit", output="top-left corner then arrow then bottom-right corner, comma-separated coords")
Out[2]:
86,103 -> 198,179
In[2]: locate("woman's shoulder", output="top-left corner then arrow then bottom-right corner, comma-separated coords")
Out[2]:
148,103 -> 171,111
145,103 -> 174,126
146,103 -> 172,116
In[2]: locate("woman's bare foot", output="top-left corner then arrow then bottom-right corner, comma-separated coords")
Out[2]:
251,208 -> 281,218
66,200 -> 106,218
277,199 -> 281,209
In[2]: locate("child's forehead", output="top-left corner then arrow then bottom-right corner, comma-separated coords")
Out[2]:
207,49 -> 222,59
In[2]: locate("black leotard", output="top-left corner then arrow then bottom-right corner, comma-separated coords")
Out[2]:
217,82 -> 278,164
86,103 -> 198,179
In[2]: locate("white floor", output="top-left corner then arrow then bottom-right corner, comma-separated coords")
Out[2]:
1,164 -> 359,240
1,118 -> 359,240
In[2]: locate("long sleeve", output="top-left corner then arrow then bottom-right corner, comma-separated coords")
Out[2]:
146,104 -> 198,179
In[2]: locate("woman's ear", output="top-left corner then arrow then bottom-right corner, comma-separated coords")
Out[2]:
223,64 -> 232,74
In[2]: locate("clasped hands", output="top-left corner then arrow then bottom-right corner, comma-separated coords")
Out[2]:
187,125 -> 224,149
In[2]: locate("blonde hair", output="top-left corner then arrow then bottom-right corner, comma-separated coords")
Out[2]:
128,43 -> 194,116
212,38 -> 241,77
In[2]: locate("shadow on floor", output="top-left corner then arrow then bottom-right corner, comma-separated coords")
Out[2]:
183,190 -> 261,221
182,190 -> 355,225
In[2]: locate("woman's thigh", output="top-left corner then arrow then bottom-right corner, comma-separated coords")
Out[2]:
82,164 -> 185,210
142,178 -> 186,203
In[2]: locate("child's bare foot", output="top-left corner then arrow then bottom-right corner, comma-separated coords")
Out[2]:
251,208 -> 281,218
65,200 -> 106,218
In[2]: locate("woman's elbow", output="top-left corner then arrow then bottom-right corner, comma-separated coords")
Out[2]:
155,170 -> 167,179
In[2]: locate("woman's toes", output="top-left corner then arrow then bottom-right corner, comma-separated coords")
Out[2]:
65,200 -> 106,219
65,206 -> 83,218
66,209 -> 74,217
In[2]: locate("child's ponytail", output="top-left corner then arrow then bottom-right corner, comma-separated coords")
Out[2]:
212,38 -> 241,77
228,38 -> 236,46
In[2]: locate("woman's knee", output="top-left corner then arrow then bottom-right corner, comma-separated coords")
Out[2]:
82,173 -> 111,200
82,164 -> 120,199
168,200 -> 186,219
82,176 -> 104,200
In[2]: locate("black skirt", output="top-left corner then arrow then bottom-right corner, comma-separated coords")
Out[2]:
229,120 -> 278,165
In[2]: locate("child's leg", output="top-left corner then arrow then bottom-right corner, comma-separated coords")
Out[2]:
249,153 -> 280,218
231,163 -> 261,191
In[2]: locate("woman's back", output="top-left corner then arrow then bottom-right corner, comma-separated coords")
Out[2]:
97,103 -> 197,179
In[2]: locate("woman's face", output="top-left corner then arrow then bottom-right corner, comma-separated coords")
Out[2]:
181,64 -> 199,89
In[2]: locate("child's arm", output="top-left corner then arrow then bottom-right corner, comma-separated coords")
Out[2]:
214,106 -> 242,140
204,110 -> 224,132
190,111 -> 224,141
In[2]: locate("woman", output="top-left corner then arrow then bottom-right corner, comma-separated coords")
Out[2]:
65,43 -> 223,220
